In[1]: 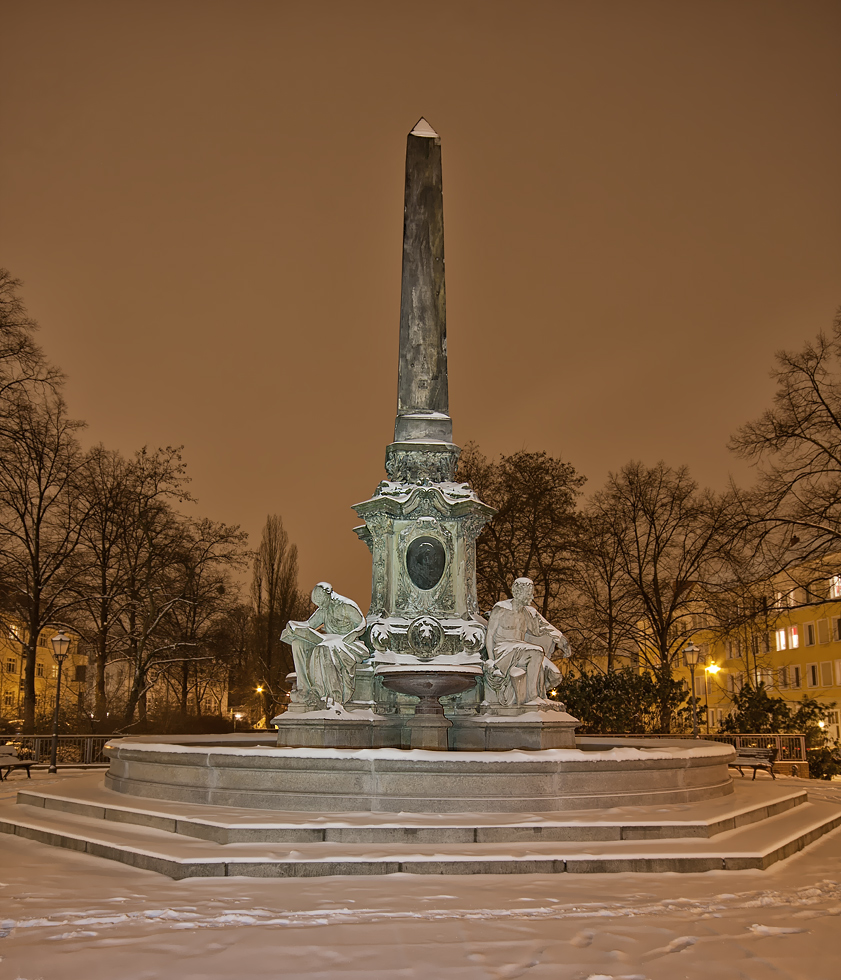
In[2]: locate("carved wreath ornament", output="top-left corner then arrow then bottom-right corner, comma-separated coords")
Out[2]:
406,615 -> 445,659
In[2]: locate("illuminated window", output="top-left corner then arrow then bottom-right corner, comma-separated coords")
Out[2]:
776,629 -> 787,651
829,575 -> 841,598
790,626 -> 800,648
8,624 -> 21,641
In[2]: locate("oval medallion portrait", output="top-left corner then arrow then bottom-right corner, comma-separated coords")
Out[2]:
405,536 -> 446,591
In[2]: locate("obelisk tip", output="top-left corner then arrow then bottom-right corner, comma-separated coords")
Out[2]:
410,117 -> 438,138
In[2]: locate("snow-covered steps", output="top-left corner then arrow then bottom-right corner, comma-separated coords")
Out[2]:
10,774 -> 810,844
1,775 -> 839,878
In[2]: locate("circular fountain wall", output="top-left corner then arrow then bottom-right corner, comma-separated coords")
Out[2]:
104,735 -> 735,813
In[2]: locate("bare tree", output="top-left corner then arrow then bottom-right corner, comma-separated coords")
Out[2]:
731,312 -> 841,566
73,446 -> 191,723
251,515 -> 307,722
587,462 -> 737,731
161,517 -> 248,722
565,512 -> 638,671
0,269 -> 62,420
0,391 -> 90,730
456,444 -> 584,621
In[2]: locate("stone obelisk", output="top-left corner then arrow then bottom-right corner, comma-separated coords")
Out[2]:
385,118 -> 460,484
354,117 -> 493,634
394,117 -> 452,447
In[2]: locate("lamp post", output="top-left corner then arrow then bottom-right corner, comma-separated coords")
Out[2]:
683,642 -> 701,738
48,631 -> 71,774
704,663 -> 721,734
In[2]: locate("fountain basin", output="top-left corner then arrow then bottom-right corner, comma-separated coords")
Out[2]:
104,735 -> 736,813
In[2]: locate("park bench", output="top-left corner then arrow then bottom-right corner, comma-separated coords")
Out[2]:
0,746 -> 35,782
729,746 -> 777,780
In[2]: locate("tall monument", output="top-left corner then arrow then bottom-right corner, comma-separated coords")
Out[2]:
276,119 -> 577,750
353,119 -> 492,665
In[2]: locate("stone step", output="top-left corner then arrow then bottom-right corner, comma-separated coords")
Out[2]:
14,774 -> 808,844
2,787 -> 839,879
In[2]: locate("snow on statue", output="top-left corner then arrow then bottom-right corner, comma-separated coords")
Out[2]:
484,577 -> 571,706
281,582 -> 367,706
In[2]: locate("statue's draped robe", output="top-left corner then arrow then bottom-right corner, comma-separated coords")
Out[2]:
284,596 -> 367,703
485,599 -> 565,704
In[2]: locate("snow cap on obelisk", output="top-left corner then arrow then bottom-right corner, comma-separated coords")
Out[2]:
394,117 -> 452,445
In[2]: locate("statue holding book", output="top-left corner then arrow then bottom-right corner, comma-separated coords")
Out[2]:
281,582 -> 368,706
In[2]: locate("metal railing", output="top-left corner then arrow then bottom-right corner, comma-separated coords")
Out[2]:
708,733 -> 808,763
603,732 -> 809,771
3,735 -> 111,766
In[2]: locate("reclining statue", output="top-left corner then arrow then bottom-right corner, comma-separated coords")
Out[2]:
484,577 -> 571,706
281,582 -> 368,706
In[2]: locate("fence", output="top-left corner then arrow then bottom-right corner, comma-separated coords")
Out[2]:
607,732 -> 810,777
4,735 -> 112,766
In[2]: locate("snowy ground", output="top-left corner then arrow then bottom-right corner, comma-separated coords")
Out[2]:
2,771 -> 841,980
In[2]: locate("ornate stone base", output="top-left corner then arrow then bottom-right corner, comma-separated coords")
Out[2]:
271,705 -> 579,751
449,711 -> 579,751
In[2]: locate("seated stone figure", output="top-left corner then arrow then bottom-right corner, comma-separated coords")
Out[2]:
281,582 -> 368,706
484,577 -> 571,706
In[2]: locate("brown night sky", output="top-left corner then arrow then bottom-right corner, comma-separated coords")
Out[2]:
2,1 -> 840,606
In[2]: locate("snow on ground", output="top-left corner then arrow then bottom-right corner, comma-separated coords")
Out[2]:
2,771 -> 841,979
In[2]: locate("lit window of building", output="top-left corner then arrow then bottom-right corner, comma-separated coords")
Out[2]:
791,625 -> 800,648
776,629 -> 787,651
831,575 -> 841,599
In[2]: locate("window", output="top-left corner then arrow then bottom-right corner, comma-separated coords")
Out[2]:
727,673 -> 744,694
835,659 -> 841,686
8,624 -> 21,641
818,619 -> 830,644
821,662 -> 833,686
830,575 -> 841,599
5,659 -> 16,674
37,630 -> 51,648
759,669 -> 774,689
806,623 -> 816,646
73,664 -> 86,684
50,665 -> 58,679
790,665 -> 802,689
35,662 -> 44,678
778,667 -> 788,689
762,633 -> 771,654
790,625 -> 800,649
807,664 -> 819,688
833,617 -> 841,642
776,629 -> 787,651
3,691 -> 13,707
693,676 -> 705,697
774,591 -> 789,609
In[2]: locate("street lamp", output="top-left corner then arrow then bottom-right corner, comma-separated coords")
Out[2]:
48,631 -> 71,774
704,663 -> 721,734
683,642 -> 701,738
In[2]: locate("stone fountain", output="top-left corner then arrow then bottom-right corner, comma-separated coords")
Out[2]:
13,119 -> 834,882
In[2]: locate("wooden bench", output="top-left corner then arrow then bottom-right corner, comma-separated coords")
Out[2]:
729,746 -> 777,780
0,748 -> 35,781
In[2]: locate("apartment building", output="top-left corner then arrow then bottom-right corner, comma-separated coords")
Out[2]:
0,622 -> 86,725
674,570 -> 841,741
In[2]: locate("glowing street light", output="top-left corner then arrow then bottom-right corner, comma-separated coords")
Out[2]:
704,662 -> 721,734
683,642 -> 701,738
